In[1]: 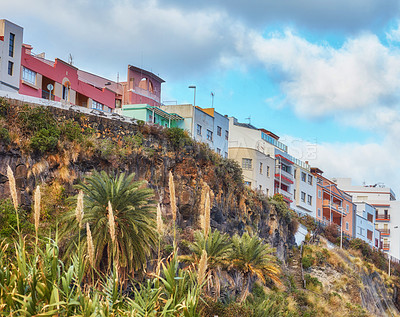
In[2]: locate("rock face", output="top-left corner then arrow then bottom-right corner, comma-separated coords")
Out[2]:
0,99 -> 297,261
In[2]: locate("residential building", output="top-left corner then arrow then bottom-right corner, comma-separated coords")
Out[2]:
19,44 -> 121,112
163,104 -> 229,156
311,168 -> 355,238
228,117 -> 312,204
121,65 -> 164,107
293,165 -> 317,218
334,178 -> 400,259
0,19 -> 23,93
354,202 -> 380,249
122,104 -> 183,128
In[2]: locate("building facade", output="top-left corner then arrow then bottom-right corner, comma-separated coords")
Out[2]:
0,19 -> 23,93
354,202 -> 380,249
311,169 -> 355,238
122,104 -> 183,128
334,178 -> 399,258
163,104 -> 229,157
293,165 -> 317,218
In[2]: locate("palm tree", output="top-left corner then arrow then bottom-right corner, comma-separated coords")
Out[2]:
180,230 -> 232,298
62,170 -> 157,279
229,232 -> 281,302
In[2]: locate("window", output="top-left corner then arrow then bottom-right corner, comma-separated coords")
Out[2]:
345,222 -> 349,231
318,190 -> 321,199
266,166 -> 270,177
197,124 -> 202,135
308,174 -> 313,185
244,181 -> 251,187
22,67 -> 37,85
301,191 -> 306,202
301,172 -> 306,182
217,126 -> 222,136
92,100 -> 104,110
317,178 -> 322,184
225,130 -> 229,140
217,148 -> 221,155
242,158 -> 252,169
346,205 -> 349,213
207,130 -> 213,141
9,33 -> 15,57
367,230 -> 373,240
259,162 -> 263,174
318,208 -> 321,217
307,195 -> 312,205
7,61 -> 13,76
367,213 -> 373,223
62,84 -> 70,101
224,152 -> 228,158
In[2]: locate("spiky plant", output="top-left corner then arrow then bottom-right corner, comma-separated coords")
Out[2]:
229,232 -> 281,302
61,170 -> 157,278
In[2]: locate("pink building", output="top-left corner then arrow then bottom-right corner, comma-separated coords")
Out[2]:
121,65 -> 164,107
19,44 -> 121,112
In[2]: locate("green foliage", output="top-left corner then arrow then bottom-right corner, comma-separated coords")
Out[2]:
302,254 -> 315,270
304,274 -> 322,289
0,126 -> 11,144
165,127 -> 192,150
124,132 -> 144,148
61,170 -> 157,274
0,97 -> 10,118
30,126 -> 60,153
216,158 -> 244,188
315,249 -> 330,265
0,199 -> 32,239
60,119 -> 83,142
18,105 -> 58,132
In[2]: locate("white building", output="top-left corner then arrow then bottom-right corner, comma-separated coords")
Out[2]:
163,104 -> 229,157
0,19 -> 23,93
335,178 -> 399,259
228,117 -> 315,211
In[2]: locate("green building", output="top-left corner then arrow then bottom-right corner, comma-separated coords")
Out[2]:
122,104 -> 184,128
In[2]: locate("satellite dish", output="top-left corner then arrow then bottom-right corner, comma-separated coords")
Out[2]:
47,84 -> 54,91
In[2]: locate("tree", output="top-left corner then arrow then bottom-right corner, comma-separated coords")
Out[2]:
180,230 -> 232,298
62,170 -> 157,279
229,232 -> 281,302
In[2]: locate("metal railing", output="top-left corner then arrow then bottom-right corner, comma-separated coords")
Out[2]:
378,228 -> 390,235
376,214 -> 390,220
41,90 -> 55,101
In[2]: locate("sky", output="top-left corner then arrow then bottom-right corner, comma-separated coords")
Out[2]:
3,0 -> 400,195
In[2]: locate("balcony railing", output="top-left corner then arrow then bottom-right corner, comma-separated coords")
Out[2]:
322,200 -> 344,213
376,214 -> 390,221
378,228 -> 390,235
276,188 -> 293,202
382,242 -> 390,250
275,168 -> 294,183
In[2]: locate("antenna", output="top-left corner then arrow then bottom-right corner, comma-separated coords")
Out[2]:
245,116 -> 251,124
211,92 -> 214,108
117,72 -> 119,84
68,53 -> 73,65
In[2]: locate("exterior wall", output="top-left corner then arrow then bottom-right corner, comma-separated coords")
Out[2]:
334,178 -> 398,256
122,104 -> 183,128
313,172 -> 355,237
228,147 -> 275,196
355,202 -> 377,249
0,20 -> 23,92
202,108 -> 229,158
125,65 -> 164,107
19,45 -> 116,111
293,166 -> 317,217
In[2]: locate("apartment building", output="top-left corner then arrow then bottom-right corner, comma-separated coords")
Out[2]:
228,117 -> 314,207
334,178 -> 400,258
354,202 -> 381,249
163,104 -> 229,157
311,168 -> 355,238
293,166 -> 317,218
0,19 -> 23,93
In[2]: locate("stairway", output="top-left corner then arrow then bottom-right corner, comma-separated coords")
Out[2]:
287,246 -> 305,290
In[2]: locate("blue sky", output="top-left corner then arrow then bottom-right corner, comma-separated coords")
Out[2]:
3,0 -> 400,193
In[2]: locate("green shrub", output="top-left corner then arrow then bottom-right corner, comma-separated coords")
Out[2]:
18,105 -> 57,133
302,254 -> 315,270
30,126 -> 60,153
0,127 -> 11,144
164,127 -> 191,150
60,120 -> 83,142
0,98 -> 10,118
304,274 -> 322,288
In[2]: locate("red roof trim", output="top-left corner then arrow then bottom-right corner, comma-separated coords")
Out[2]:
276,154 -> 294,164
371,204 -> 390,207
0,36 -> 4,41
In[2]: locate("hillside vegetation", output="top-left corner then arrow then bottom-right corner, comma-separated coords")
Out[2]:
0,97 -> 399,316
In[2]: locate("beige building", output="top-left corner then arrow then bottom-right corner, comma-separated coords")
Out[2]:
229,146 -> 275,196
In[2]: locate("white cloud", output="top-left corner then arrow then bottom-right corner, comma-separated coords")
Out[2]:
248,30 -> 400,119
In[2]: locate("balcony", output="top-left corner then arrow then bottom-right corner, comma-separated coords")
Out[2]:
376,214 -> 390,221
322,200 -> 344,214
382,242 -> 390,251
378,228 -> 390,235
275,168 -> 294,184
276,188 -> 293,203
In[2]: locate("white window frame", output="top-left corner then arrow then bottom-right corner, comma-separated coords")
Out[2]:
22,67 -> 37,85
92,100 -> 104,111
